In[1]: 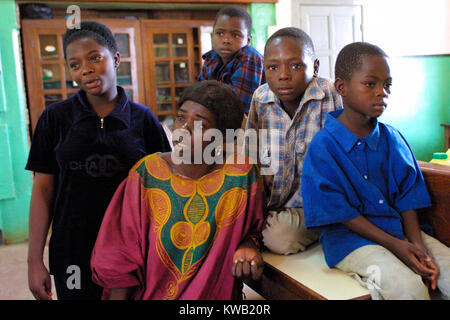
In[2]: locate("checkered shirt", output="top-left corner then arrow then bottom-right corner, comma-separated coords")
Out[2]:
245,77 -> 343,210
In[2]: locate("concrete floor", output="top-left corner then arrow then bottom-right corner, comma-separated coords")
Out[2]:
0,241 -> 56,300
0,241 -> 263,300
2,241 -> 447,300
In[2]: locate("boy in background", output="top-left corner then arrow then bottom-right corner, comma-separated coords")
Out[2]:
301,42 -> 450,299
197,5 -> 265,113
245,27 -> 342,255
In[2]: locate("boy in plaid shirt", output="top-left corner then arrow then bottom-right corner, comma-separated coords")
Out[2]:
245,27 -> 342,255
197,6 -> 265,113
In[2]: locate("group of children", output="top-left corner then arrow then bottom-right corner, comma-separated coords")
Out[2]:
26,5 -> 449,300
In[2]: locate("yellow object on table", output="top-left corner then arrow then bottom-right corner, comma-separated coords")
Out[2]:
430,152 -> 450,166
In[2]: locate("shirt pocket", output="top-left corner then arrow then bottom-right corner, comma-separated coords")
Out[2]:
295,141 -> 306,155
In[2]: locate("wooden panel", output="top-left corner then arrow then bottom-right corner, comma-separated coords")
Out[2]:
21,19 -> 145,133
141,20 -> 213,129
441,124 -> 450,150
418,161 -> 450,247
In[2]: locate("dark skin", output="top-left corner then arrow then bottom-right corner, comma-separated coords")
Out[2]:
107,100 -> 263,299
264,37 -> 319,119
27,36 -> 121,300
212,15 -> 251,65
66,37 -> 121,117
335,55 -> 438,290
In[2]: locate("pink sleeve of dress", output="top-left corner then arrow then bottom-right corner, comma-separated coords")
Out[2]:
91,171 -> 149,294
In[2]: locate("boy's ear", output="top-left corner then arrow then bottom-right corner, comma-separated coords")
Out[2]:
113,51 -> 121,69
313,59 -> 319,77
247,34 -> 252,45
334,77 -> 346,96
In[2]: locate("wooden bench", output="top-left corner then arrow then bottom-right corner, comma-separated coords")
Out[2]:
245,161 -> 450,300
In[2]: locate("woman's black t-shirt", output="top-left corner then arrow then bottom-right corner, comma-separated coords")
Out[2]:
26,86 -> 171,274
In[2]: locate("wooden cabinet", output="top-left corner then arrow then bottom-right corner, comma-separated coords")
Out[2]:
22,19 -> 144,132
21,18 -> 213,132
141,20 -> 211,129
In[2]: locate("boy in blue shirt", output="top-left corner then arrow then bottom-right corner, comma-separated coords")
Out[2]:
301,42 -> 450,299
197,5 -> 265,113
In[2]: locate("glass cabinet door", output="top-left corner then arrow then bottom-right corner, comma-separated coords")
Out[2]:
147,28 -> 195,130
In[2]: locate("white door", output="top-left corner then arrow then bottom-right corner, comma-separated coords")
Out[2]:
295,4 -> 363,79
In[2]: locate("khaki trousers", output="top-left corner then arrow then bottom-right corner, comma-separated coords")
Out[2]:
336,231 -> 450,300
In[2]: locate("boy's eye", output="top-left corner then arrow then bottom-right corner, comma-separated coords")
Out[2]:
365,82 -> 376,88
69,63 -> 79,70
90,55 -> 103,62
267,65 -> 277,71
233,33 -> 242,39
215,31 -> 224,36
291,63 -> 302,70
175,114 -> 185,122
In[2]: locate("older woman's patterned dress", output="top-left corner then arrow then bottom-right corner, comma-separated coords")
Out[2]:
91,153 -> 264,300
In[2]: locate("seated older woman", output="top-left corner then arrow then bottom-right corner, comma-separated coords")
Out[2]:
91,80 -> 265,300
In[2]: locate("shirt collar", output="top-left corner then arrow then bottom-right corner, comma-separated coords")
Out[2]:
73,86 -> 131,127
263,77 -> 326,108
325,109 -> 380,153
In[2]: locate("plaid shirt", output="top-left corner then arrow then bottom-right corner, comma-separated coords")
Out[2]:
245,77 -> 343,210
196,45 -> 265,113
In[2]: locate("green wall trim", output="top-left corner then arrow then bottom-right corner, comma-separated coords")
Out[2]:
380,55 -> 450,161
0,0 -> 32,244
249,3 -> 276,55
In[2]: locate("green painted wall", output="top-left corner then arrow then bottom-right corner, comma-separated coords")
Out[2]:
249,3 -> 276,54
380,55 -> 450,161
0,0 -> 32,243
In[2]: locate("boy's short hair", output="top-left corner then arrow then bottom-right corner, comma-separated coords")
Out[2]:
264,27 -> 315,59
63,20 -> 118,58
177,80 -> 244,135
214,5 -> 252,35
335,42 -> 388,80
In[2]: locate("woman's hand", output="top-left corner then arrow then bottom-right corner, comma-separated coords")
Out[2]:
28,260 -> 53,300
232,247 -> 263,281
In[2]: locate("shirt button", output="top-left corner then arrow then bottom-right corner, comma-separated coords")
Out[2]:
357,141 -> 362,146
379,200 -> 384,204
363,175 -> 368,180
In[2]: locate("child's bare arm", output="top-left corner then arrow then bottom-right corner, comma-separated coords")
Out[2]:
401,210 -> 424,246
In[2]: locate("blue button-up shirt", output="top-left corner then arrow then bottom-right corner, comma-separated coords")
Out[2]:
301,109 -> 431,267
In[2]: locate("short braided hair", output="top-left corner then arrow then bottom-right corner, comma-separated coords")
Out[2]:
63,20 -> 118,59
335,42 -> 388,80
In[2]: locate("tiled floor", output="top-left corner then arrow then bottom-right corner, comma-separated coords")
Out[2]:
0,241 -> 263,300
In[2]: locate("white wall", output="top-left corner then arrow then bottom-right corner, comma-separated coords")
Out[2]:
362,0 -> 450,56
276,0 -> 450,56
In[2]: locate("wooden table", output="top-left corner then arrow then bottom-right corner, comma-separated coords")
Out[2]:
441,123 -> 450,150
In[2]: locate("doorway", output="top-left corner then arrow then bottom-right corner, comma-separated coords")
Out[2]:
293,2 -> 363,79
